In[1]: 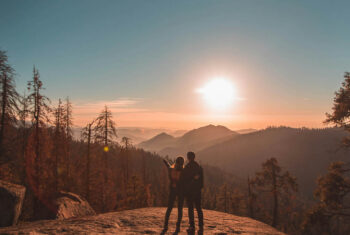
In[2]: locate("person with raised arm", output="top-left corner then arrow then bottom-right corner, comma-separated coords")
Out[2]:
161,156 -> 185,235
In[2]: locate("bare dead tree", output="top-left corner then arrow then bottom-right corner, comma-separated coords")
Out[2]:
81,119 -> 96,202
0,50 -> 19,164
63,97 -> 73,190
93,105 -> 117,211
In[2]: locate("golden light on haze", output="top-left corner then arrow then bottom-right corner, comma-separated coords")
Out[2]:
196,78 -> 237,111
104,146 -> 109,152
70,73 -> 326,130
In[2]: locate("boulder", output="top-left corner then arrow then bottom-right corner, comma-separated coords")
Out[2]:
55,191 -> 95,219
0,180 -> 26,227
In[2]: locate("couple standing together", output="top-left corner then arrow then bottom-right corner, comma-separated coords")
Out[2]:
162,152 -> 204,235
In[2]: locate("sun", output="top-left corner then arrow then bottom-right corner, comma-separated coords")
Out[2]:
197,78 -> 236,110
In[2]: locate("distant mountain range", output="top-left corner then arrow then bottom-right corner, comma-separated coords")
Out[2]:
71,125 -> 256,144
72,127 -> 187,144
138,125 -> 238,157
137,125 -> 350,198
197,126 -> 349,197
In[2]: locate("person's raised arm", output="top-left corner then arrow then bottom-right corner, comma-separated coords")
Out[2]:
163,159 -> 171,169
163,159 -> 172,181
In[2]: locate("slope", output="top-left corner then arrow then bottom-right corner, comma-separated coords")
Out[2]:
197,127 -> 349,197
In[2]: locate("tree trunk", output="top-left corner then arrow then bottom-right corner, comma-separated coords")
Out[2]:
65,139 -> 70,191
0,74 -> 7,160
65,100 -> 71,191
272,166 -> 278,227
142,155 -> 146,184
54,109 -> 60,193
224,185 -> 227,213
86,124 -> 91,202
54,139 -> 58,193
247,177 -> 254,218
33,93 -> 41,219
126,150 -> 129,182
102,110 -> 108,212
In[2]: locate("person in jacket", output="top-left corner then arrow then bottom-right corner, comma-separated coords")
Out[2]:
182,152 -> 204,235
161,156 -> 185,234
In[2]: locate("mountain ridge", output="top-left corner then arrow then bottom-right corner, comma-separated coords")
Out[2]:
138,124 -> 238,157
197,126 -> 349,197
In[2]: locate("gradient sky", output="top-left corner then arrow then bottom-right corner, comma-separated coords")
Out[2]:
1,0 -> 350,130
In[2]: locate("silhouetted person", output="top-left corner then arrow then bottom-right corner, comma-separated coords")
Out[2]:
161,157 -> 185,235
182,152 -> 204,235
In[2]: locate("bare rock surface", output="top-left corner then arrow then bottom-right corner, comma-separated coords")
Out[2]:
0,207 -> 285,234
55,191 -> 96,220
0,180 -> 26,227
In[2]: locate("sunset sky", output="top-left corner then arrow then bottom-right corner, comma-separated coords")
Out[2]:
1,0 -> 350,130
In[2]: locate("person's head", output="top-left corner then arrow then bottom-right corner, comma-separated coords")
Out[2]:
187,151 -> 195,162
174,156 -> 184,170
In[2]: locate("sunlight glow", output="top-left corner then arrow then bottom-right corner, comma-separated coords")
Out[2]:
197,78 -> 236,110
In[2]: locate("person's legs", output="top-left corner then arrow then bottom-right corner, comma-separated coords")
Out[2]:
163,189 -> 176,232
187,194 -> 195,233
194,192 -> 204,234
175,194 -> 184,232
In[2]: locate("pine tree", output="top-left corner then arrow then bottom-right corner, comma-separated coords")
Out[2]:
18,92 -> 29,183
217,184 -> 229,212
52,99 -> 65,192
0,50 -> 19,164
252,158 -> 298,227
81,119 -> 96,202
121,136 -> 132,185
247,176 -> 256,218
307,72 -> 350,234
325,72 -> 350,146
26,67 -> 52,217
93,105 -> 117,211
125,175 -> 149,209
27,67 -> 51,177
230,189 -> 246,215
141,150 -> 147,184
303,162 -> 350,234
93,105 -> 117,146
63,97 -> 73,189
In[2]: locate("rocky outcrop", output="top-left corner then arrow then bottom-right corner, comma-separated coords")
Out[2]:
0,180 -> 26,227
0,207 -> 285,234
55,191 -> 95,219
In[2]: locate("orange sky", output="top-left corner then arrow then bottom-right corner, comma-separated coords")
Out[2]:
71,97 -> 330,130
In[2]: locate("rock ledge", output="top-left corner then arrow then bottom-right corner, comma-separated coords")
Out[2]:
0,207 -> 285,234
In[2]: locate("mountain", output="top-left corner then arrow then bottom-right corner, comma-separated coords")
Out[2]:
0,207 -> 285,234
197,127 -> 349,197
138,125 -> 238,157
138,132 -> 175,152
178,125 -> 235,146
72,127 -> 187,144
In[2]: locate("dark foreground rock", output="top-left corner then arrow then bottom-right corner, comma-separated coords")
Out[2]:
0,180 -> 26,227
0,207 -> 285,234
55,191 -> 95,220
